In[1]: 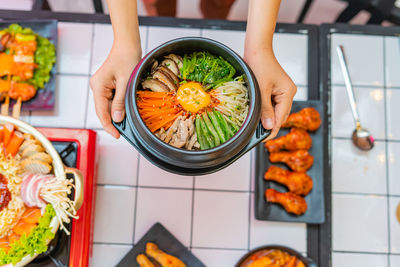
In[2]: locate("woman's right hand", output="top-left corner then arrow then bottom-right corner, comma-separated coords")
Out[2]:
90,42 -> 141,138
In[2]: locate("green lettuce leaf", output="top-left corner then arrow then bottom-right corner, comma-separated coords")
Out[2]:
0,204 -> 56,265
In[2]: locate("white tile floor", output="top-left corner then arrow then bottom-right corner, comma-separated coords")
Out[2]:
19,19 -> 400,266
330,33 -> 400,267
17,21 -> 311,266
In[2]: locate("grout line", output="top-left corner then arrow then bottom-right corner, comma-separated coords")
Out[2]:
56,72 -> 91,77
383,38 -> 392,258
332,192 -> 399,197
189,176 -> 195,249
132,155 -> 141,244
330,83 -> 400,89
331,136 -> 400,142
191,246 -> 248,251
333,250 -> 400,256
83,23 -> 95,129
93,241 -> 133,246
247,151 -> 253,251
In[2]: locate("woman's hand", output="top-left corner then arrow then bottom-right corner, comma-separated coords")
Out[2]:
244,48 -> 297,140
90,43 -> 141,138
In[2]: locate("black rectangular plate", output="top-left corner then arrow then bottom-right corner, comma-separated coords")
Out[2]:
255,100 -> 325,224
0,19 -> 57,111
117,223 -> 205,267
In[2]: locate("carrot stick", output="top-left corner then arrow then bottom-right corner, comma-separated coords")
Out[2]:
3,122 -> 14,146
148,111 -> 184,132
6,130 -> 24,156
21,207 -> 42,224
0,126 -> 4,143
13,221 -> 36,236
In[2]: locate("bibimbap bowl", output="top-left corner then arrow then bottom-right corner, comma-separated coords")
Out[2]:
114,37 -> 270,175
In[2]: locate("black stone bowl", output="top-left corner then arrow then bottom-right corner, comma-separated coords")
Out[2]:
236,245 -> 317,267
114,37 -> 269,175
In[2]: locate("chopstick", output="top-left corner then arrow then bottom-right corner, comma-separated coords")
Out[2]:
1,96 -> 22,119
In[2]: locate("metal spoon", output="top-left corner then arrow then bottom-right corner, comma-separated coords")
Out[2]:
336,45 -> 374,151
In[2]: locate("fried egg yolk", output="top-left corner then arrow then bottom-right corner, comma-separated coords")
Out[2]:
176,81 -> 210,113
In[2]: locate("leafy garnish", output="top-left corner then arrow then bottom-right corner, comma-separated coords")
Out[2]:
180,51 -> 235,89
3,24 -> 56,90
0,204 -> 56,265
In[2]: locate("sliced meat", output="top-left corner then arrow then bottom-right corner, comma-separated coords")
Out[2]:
150,60 -> 158,73
153,70 -> 177,91
186,116 -> 195,136
21,144 -> 45,158
186,132 -> 198,150
21,174 -> 49,208
158,65 -> 179,86
164,116 -> 181,143
165,54 -> 183,70
27,152 -> 52,164
170,119 -> 189,148
161,59 -> 179,76
19,139 -> 40,152
22,159 -> 52,174
142,79 -> 169,92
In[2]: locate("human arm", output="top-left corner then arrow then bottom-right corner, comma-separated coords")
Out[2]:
90,0 -> 141,138
244,0 -> 297,140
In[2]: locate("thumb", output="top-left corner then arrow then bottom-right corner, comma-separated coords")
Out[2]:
111,77 -> 128,123
260,86 -> 275,130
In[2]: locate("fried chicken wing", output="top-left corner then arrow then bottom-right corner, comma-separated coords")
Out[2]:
146,242 -> 186,267
265,188 -> 307,215
264,166 -> 313,196
265,128 -> 312,153
269,150 -> 314,172
137,254 -> 156,267
8,82 -> 36,102
282,107 -> 321,131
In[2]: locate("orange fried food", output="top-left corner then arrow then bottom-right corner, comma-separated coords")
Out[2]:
282,107 -> 321,131
269,150 -> 314,172
265,128 -> 312,153
264,166 -> 313,196
146,242 -> 186,267
137,254 -> 156,267
265,189 -> 307,215
9,82 -> 36,101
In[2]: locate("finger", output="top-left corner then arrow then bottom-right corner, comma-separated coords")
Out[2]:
92,88 -> 120,139
111,77 -> 128,123
264,97 -> 294,141
260,85 -> 275,130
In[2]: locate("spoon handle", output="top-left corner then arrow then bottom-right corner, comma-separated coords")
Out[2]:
336,45 -> 361,126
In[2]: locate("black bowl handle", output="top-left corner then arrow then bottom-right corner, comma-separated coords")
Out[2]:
242,121 -> 270,153
112,118 -> 141,151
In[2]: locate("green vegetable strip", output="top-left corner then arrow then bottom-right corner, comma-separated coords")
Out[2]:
4,24 -> 56,90
207,111 -> 226,143
214,110 -> 233,139
0,204 -> 56,265
202,113 -> 220,146
199,117 -> 215,148
196,116 -> 208,149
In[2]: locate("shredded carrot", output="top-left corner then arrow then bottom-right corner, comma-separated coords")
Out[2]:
137,91 -> 183,132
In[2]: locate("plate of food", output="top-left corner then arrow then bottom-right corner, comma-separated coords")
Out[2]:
254,100 -> 325,223
117,223 -> 205,267
0,115 -> 83,266
235,245 -> 316,267
0,20 -> 57,111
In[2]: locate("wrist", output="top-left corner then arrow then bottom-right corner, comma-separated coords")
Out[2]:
112,39 -> 142,58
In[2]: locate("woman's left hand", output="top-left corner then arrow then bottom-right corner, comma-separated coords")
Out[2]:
244,48 -> 297,140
